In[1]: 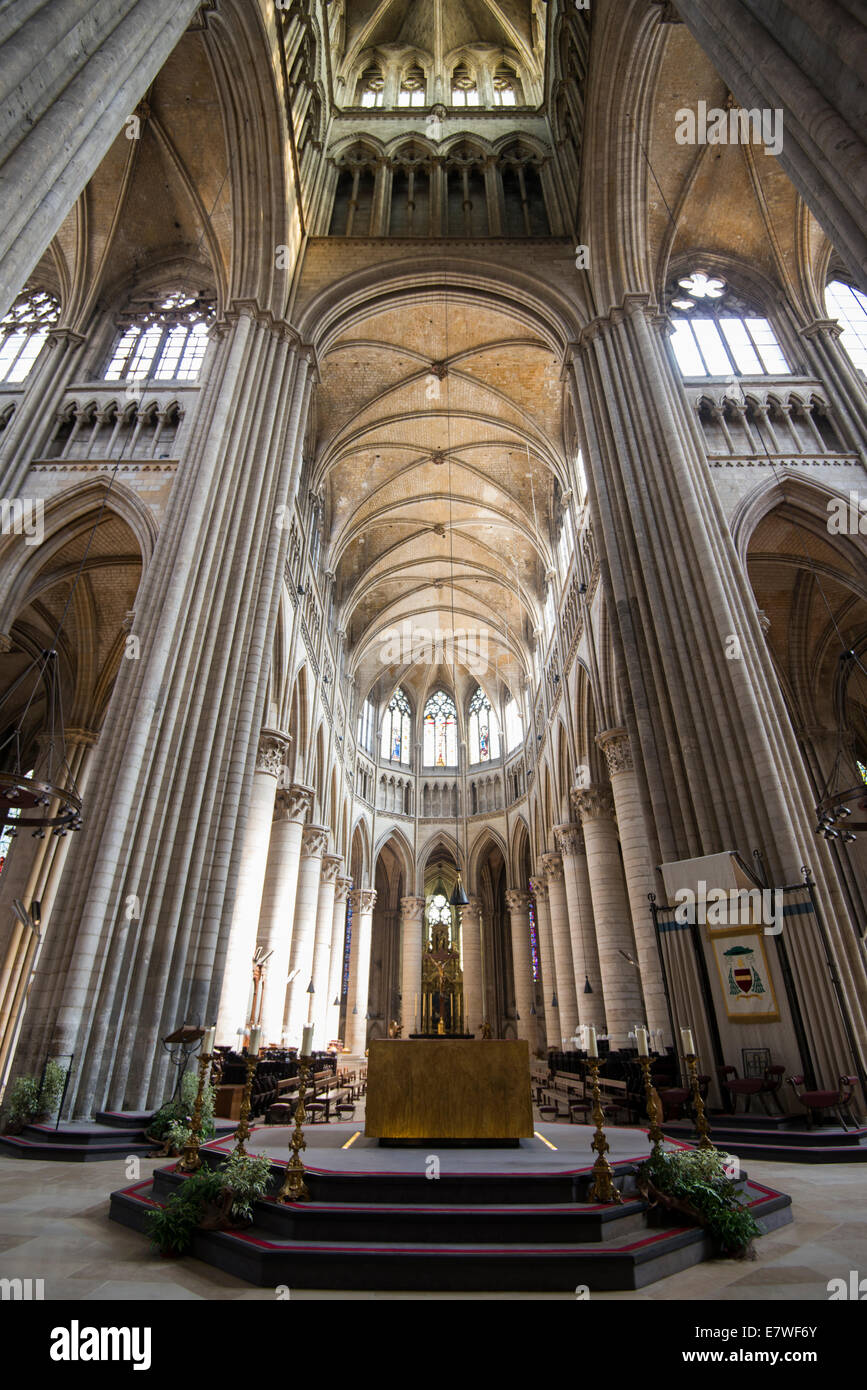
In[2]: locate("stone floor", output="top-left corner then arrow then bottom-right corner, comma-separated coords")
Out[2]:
1,1110 -> 864,1301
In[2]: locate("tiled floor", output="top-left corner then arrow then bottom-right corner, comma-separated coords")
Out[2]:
1,1131 -> 864,1301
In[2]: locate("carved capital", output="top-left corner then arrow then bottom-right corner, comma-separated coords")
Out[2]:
571,786 -> 616,823
300,824 -> 329,859
461,894 -> 481,921
756,609 -> 771,636
554,822 -> 586,857
799,318 -> 844,342
529,876 -> 548,902
274,783 -> 314,823
596,727 -> 633,776
0,633 -> 14,654
505,888 -> 531,914
541,851 -> 564,883
349,887 -> 377,914
400,895 -> 426,922
320,853 -> 342,884
255,727 -> 291,778
334,876 -> 353,904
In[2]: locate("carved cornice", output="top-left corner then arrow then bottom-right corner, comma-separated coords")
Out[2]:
300,824 -> 329,859
572,786 -> 616,823
274,783 -> 314,823
320,853 -> 342,884
349,888 -> 377,914
400,896 -> 426,921
541,851 -> 564,883
554,822 -> 586,857
256,728 -> 291,778
596,727 -> 633,776
505,889 -> 531,913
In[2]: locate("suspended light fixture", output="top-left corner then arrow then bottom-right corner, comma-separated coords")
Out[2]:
0,648 -> 82,839
584,975 -> 593,994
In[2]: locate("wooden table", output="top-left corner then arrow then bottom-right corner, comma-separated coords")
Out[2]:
365,1039 -> 533,1140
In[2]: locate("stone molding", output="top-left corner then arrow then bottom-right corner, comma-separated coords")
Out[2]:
505,889 -> 531,913
320,854 -> 342,883
300,824 -> 329,859
256,728 -> 291,777
349,888 -> 377,914
529,876 -> 548,901
571,787 -> 616,823
334,876 -> 353,904
399,895 -> 426,920
274,783 -> 314,823
553,822 -> 586,857
541,851 -> 564,882
596,727 -> 634,775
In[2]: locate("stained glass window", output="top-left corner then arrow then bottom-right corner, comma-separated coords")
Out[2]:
528,888 -> 540,983
857,760 -> 867,785
423,690 -> 458,767
505,697 -> 523,753
357,696 -> 375,754
104,292 -> 214,383
380,686 -> 411,763
468,686 -> 500,765
341,897 -> 352,996
426,892 -> 452,927
0,288 -> 60,383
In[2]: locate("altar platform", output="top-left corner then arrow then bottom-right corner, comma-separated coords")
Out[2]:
109,1122 -> 793,1292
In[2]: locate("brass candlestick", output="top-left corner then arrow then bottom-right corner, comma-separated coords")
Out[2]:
278,1054 -> 311,1202
587,1058 -> 622,1205
686,1053 -> 714,1150
178,1048 -> 212,1173
232,1053 -> 259,1157
639,1055 -> 665,1152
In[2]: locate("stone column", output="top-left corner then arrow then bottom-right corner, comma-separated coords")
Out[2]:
505,889 -> 536,1047
540,852 -> 579,1045
399,896 -> 426,1035
0,0 -> 202,320
669,1 -> 867,289
283,825 -> 329,1046
215,729 -> 288,1044
325,875 -> 351,1045
255,783 -> 313,1046
553,825 -> 606,1032
596,729 -> 669,1042
573,787 -> 646,1049
529,876 -> 559,1051
309,854 -> 341,1050
346,888 -> 376,1055
459,895 -> 484,1038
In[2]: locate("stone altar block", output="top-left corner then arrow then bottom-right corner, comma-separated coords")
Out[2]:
364,1038 -> 534,1140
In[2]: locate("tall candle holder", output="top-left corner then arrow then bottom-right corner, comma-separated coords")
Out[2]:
685,1053 -> 714,1150
587,1058 -> 622,1204
178,1047 -> 212,1173
278,1054 -> 311,1202
232,1053 -> 259,1158
638,1055 -> 665,1152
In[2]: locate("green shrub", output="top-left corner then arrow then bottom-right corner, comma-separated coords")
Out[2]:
5,1075 -> 41,1124
145,1168 -> 223,1256
638,1147 -> 760,1256
38,1060 -> 67,1117
220,1151 -> 274,1221
147,1071 -> 215,1146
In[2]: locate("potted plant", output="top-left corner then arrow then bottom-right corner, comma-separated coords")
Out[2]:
2,1075 -> 41,1134
636,1147 -> 760,1259
213,1151 -> 274,1228
34,1060 -> 67,1122
146,1168 -> 223,1257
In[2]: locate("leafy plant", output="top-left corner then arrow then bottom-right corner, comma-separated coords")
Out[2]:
637,1147 -> 760,1257
145,1168 -> 224,1256
146,1071 -> 215,1148
37,1060 -> 67,1118
4,1075 -> 41,1126
220,1151 -> 274,1222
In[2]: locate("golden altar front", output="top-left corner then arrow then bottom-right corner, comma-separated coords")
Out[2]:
364,1038 -> 534,1140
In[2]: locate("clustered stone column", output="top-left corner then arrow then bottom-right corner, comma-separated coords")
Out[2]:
459,895 -> 484,1039
505,888 -> 536,1049
347,888 -> 377,1055
283,825 -> 329,1046
399,896 -> 426,1035
310,854 -> 342,1048
255,784 -> 314,1046
553,825 -> 606,1032
540,852 -> 579,1044
215,729 -> 289,1044
529,876 -> 559,1051
325,876 -> 352,1045
596,729 -> 669,1042
572,787 -> 646,1048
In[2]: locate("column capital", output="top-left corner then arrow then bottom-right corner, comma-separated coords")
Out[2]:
461,894 -> 482,920
61,726 -> 99,748
529,876 -> 548,902
596,727 -> 633,775
0,633 -> 13,653
300,824 -> 329,859
320,853 -> 342,883
399,896 -> 426,921
505,888 -> 531,914
256,727 -> 291,777
349,887 -> 377,914
553,822 -> 586,857
799,318 -> 844,342
541,851 -> 564,882
571,786 -> 616,823
274,783 -> 314,823
334,875 -> 353,904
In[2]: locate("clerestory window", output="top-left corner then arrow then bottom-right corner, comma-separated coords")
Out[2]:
825,280 -> 867,376
104,292 -> 215,383
0,288 -> 60,383
381,686 -> 412,764
359,65 -> 385,108
398,65 -> 426,107
451,64 -> 479,107
468,686 -> 500,765
668,271 -> 790,378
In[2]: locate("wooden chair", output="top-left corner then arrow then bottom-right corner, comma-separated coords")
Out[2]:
788,1075 -> 859,1130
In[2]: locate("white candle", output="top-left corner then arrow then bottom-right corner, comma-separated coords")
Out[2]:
301,1022 -> 314,1057
586,1025 -> 598,1058
681,1027 -> 695,1056
202,1025 -> 215,1055
636,1027 -> 649,1057
248,1026 -> 261,1057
